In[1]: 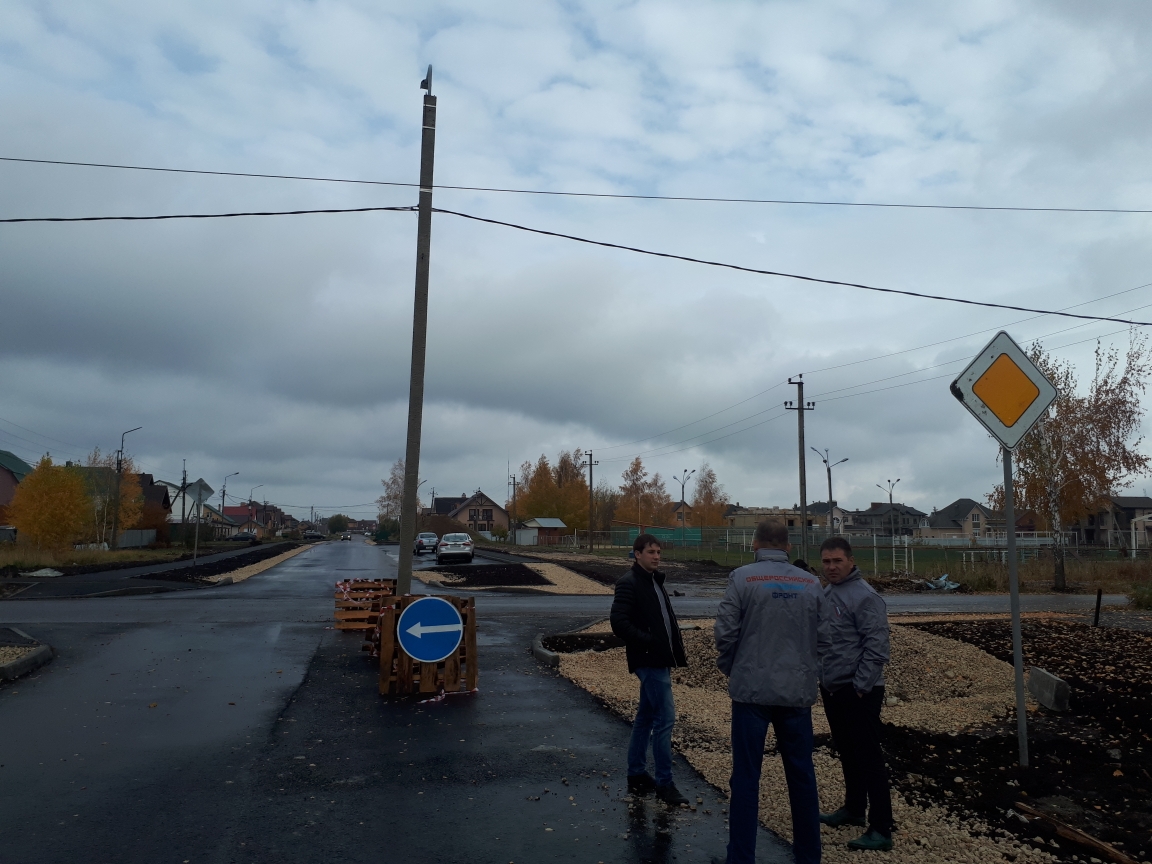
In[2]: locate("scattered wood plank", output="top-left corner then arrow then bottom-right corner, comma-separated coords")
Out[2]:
1014,802 -> 1137,864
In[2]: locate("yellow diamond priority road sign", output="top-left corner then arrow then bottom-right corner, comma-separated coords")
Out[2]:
950,331 -> 1058,450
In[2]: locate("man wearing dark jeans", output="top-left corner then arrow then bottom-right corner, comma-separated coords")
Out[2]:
818,536 -> 894,851
712,519 -> 830,864
610,533 -> 690,806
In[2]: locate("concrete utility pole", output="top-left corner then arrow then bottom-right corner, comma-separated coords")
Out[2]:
581,451 -> 598,549
785,378 -> 815,562
812,448 -> 847,535
109,426 -> 141,550
397,65 -> 437,597
180,461 -> 188,547
508,474 -> 518,544
221,472 -> 238,533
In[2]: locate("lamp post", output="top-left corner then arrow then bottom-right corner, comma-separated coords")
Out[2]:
877,479 -> 901,571
812,448 -> 847,537
671,469 -> 695,547
110,426 -> 142,550
221,472 -> 238,538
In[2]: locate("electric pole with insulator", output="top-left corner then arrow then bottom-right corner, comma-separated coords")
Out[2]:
110,426 -> 141,550
397,65 -> 437,597
785,378 -> 814,563
581,451 -> 598,549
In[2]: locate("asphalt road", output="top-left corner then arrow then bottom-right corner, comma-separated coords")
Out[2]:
0,538 -> 1129,863
0,538 -> 788,864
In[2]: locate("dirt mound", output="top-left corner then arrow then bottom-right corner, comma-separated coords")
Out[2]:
428,563 -> 550,587
130,542 -> 298,583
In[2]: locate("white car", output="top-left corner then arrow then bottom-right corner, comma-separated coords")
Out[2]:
436,533 -> 474,564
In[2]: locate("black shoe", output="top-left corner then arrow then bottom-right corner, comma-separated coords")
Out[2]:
655,783 -> 689,806
709,857 -> 728,864
846,829 -> 893,851
820,807 -> 866,828
627,772 -> 656,795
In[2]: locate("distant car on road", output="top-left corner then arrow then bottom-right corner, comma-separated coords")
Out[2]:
341,532 -> 351,541
413,532 -> 439,555
302,530 -> 324,541
230,531 -> 257,542
436,533 -> 474,565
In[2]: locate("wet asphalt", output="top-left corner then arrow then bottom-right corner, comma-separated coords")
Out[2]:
0,539 -> 1128,863
0,538 -> 789,864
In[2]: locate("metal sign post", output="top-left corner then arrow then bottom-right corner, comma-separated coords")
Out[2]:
951,331 -> 1058,767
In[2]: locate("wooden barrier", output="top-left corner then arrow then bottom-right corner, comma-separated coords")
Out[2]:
333,579 -> 397,631
378,595 -> 477,696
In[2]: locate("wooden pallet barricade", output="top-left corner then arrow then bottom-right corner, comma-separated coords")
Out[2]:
333,578 -> 397,631
378,595 -> 477,696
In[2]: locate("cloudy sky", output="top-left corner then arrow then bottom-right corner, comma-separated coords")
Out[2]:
3,1 -> 1152,522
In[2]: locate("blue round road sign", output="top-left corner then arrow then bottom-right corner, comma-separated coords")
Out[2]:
397,597 -> 464,663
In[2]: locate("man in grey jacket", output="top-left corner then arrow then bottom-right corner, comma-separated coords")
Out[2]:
817,536 -> 893,851
713,519 -> 830,864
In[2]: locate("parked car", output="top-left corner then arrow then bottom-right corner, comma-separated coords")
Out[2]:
230,531 -> 257,542
302,530 -> 324,541
413,532 -> 439,555
341,532 -> 351,541
436,533 -> 474,564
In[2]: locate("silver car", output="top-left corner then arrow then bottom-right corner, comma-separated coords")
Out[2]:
436,533 -> 474,564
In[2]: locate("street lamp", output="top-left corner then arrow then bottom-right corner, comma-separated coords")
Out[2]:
877,479 -> 901,537
671,468 -> 696,544
812,449 -> 847,535
110,426 -> 142,549
221,473 -> 239,537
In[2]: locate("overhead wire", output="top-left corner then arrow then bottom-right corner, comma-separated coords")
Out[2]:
5,155 -> 1152,213
0,205 -> 415,223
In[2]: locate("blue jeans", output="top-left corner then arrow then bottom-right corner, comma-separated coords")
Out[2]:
728,701 -> 820,864
627,667 -> 675,786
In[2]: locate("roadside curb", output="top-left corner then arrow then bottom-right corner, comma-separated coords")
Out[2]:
0,629 -> 55,680
531,633 -> 559,668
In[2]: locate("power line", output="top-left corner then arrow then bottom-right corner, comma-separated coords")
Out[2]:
0,205 -> 415,223
433,208 -> 1152,327
5,155 -> 1152,214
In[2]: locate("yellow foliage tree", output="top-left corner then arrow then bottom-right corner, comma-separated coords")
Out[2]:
511,450 -> 590,531
8,456 -> 90,550
690,462 -> 731,526
617,457 -> 672,526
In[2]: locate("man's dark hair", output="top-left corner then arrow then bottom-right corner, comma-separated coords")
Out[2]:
633,533 -> 663,553
753,519 -> 789,547
820,536 -> 854,557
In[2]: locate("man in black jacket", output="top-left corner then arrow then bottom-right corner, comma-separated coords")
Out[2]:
610,533 -> 690,805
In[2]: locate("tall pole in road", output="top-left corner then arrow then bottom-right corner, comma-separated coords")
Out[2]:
581,451 -> 598,549
1002,447 -> 1029,766
397,65 -> 437,597
786,378 -> 814,563
109,426 -> 141,550
811,449 -> 847,535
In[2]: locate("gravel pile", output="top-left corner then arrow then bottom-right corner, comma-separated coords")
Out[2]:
0,645 -> 36,665
559,623 -> 1056,864
524,563 -> 612,595
203,543 -> 314,584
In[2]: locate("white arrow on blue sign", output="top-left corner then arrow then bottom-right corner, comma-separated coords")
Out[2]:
396,597 -> 464,663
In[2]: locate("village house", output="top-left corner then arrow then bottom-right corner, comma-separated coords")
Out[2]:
916,498 -> 999,539
444,491 -> 509,535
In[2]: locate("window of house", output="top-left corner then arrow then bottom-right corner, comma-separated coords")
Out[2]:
469,509 -> 479,520
971,513 -> 981,524
787,519 -> 794,527
482,509 -> 493,521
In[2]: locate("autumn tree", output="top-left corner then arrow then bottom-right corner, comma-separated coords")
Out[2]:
592,479 -> 621,531
79,447 -> 142,546
512,451 -> 590,531
327,513 -> 350,534
376,458 -> 425,523
618,457 -> 672,526
8,456 -> 90,550
988,333 -> 1151,588
690,462 -> 731,526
